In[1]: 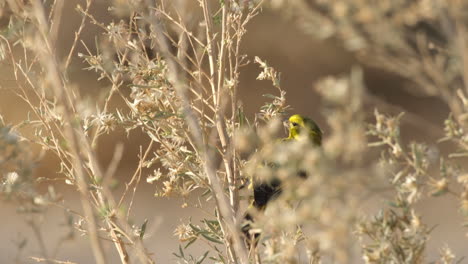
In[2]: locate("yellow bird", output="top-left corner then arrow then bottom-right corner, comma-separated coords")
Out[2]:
286,114 -> 322,145
242,114 -> 322,244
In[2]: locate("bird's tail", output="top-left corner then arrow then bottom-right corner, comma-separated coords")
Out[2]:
241,209 -> 261,248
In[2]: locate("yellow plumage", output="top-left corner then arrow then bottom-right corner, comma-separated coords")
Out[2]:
242,114 -> 322,244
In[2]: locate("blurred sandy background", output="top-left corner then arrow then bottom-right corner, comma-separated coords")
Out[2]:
0,1 -> 465,263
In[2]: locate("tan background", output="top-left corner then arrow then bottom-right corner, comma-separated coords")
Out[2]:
0,1 -> 465,263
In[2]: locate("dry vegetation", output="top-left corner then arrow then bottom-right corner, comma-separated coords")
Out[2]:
1,0 -> 468,263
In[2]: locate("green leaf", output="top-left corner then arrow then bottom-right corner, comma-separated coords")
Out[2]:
237,107 -> 247,127
189,223 -> 201,233
179,244 -> 185,258
196,251 -> 209,264
218,253 -> 226,263
203,220 -> 220,234
140,219 -> 148,239
204,219 -> 219,225
201,233 -> 223,244
184,237 -> 197,249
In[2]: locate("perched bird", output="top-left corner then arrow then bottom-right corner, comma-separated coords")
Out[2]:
286,114 -> 322,145
242,114 -> 322,245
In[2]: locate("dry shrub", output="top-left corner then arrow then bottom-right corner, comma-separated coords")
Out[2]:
0,0 -> 467,263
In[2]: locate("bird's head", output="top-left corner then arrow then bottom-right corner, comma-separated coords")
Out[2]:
288,114 -> 322,146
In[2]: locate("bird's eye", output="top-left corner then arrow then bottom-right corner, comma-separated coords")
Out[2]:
292,122 -> 299,127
